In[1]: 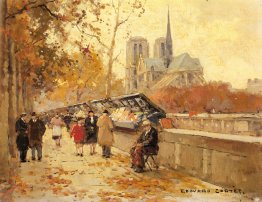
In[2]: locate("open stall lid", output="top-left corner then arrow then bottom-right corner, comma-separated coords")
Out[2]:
90,93 -> 166,116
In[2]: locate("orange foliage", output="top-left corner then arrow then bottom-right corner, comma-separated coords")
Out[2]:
150,83 -> 262,113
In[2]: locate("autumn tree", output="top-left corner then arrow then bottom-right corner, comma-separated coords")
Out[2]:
64,0 -> 146,97
47,49 -> 105,103
0,0 -> 10,180
0,0 -> 77,175
0,0 -> 130,180
5,0 -> 80,107
150,83 -> 262,114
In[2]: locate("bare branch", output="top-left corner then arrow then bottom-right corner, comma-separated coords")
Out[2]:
73,23 -> 109,50
5,0 -> 57,19
113,50 -> 122,63
32,38 -> 45,45
116,0 -> 136,28
40,4 -> 58,19
5,0 -> 37,19
112,0 -> 117,14
117,13 -> 132,28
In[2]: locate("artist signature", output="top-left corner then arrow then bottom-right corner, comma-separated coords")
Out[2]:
180,188 -> 245,194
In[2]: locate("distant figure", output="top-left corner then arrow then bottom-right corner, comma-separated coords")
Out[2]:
41,113 -> 48,125
63,112 -> 72,132
28,112 -> 46,161
71,118 -> 85,157
84,110 -> 98,155
97,110 -> 114,158
15,113 -> 29,163
50,114 -> 64,146
130,120 -> 158,173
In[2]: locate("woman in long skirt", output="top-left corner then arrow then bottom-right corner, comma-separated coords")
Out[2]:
50,114 -> 64,146
71,118 -> 85,156
84,110 -> 98,155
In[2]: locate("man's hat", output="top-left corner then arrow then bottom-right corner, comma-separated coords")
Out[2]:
103,110 -> 109,114
142,120 -> 151,126
31,112 -> 36,116
21,112 -> 27,117
88,110 -> 94,114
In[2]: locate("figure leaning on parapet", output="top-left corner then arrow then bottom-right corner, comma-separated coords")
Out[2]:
28,112 -> 46,161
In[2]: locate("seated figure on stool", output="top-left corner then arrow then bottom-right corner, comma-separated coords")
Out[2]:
130,119 -> 158,173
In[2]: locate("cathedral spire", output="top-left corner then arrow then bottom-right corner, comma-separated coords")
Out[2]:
165,6 -> 173,68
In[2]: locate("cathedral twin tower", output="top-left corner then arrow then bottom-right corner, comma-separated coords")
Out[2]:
125,7 -> 205,93
126,8 -> 173,69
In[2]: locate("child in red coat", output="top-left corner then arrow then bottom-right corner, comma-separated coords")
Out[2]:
71,118 -> 85,156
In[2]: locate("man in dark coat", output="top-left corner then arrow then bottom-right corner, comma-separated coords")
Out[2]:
84,110 -> 98,155
16,113 -> 29,162
28,112 -> 46,161
130,119 -> 158,173
63,112 -> 72,132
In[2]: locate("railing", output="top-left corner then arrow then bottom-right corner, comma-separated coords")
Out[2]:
167,113 -> 262,136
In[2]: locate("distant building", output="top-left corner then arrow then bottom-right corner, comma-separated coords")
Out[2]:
126,36 -> 149,66
125,37 -> 149,92
247,78 -> 262,95
154,37 -> 166,59
152,53 -> 205,89
165,8 -> 173,68
136,57 -> 166,89
125,8 -> 205,93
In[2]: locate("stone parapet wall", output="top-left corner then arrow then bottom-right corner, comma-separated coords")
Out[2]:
167,113 -> 262,136
113,129 -> 262,195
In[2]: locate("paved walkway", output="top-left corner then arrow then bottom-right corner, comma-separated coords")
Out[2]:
2,128 -> 254,202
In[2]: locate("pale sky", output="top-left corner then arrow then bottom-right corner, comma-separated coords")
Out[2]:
110,0 -> 262,89
58,0 -> 262,89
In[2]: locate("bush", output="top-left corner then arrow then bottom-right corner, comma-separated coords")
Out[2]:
149,83 -> 262,114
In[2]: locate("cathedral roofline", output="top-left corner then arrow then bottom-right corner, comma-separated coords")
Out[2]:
155,37 -> 166,41
168,52 -> 203,73
127,36 -> 148,42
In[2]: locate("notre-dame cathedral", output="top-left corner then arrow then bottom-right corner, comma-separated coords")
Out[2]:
125,9 -> 205,93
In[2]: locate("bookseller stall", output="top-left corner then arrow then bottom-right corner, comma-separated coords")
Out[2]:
90,93 -> 166,132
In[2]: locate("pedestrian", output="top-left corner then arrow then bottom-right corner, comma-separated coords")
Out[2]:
84,110 -> 98,155
63,111 -> 72,132
97,110 -> 114,158
130,120 -> 158,173
71,118 -> 85,157
15,113 -> 29,163
28,112 -> 46,161
42,112 -> 49,126
50,113 -> 64,147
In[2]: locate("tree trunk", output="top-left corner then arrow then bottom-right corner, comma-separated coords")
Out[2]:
25,86 -> 34,113
105,20 -> 118,98
22,78 -> 27,111
16,61 -> 24,113
0,0 -> 11,180
76,87 -> 83,103
106,53 -> 113,98
29,87 -> 35,112
22,77 -> 33,113
7,38 -> 18,158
